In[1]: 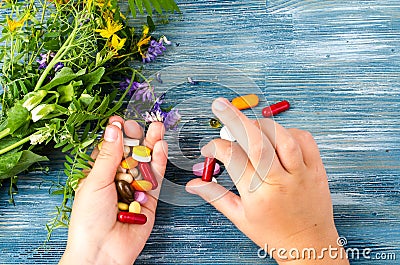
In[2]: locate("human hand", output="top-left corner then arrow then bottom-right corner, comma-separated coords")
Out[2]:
59,116 -> 168,265
186,98 -> 349,264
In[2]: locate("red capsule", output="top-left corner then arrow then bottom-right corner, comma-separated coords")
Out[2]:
117,212 -> 147,225
138,162 -> 158,190
262,100 -> 290,117
201,157 -> 216,182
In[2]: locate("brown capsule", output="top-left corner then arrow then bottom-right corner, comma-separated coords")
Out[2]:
116,180 -> 135,203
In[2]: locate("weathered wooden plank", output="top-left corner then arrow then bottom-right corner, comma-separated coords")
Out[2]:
0,0 -> 399,264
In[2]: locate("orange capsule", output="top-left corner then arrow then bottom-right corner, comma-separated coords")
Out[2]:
231,94 -> 259,110
131,180 -> 153,192
121,157 -> 138,169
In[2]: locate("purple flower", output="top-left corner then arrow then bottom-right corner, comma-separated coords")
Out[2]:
133,82 -> 154,102
142,40 -> 166,63
119,78 -> 141,97
54,62 -> 64,72
36,52 -> 55,70
163,109 -> 181,130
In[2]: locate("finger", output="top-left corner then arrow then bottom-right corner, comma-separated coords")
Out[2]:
201,139 -> 257,194
124,120 -> 144,140
109,115 -> 125,127
186,178 -> 245,226
257,119 -> 306,173
212,98 -> 283,183
85,121 -> 123,190
287,129 -> 321,167
146,140 -> 168,199
144,122 -> 165,150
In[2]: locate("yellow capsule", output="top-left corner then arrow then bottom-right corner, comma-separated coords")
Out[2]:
129,201 -> 141,214
131,180 -> 152,192
231,94 -> 259,110
121,157 -> 139,169
97,140 -> 103,150
118,202 -> 129,211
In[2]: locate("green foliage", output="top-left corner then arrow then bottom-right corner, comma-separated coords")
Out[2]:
128,0 -> 180,18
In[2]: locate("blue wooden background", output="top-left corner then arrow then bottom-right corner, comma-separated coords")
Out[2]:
1,0 -> 399,264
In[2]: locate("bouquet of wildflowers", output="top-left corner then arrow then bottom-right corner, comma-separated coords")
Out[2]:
0,0 -> 180,237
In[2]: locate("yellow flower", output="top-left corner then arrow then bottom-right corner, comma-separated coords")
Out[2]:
6,15 -> 25,33
136,26 -> 151,58
110,34 -> 126,52
95,18 -> 123,39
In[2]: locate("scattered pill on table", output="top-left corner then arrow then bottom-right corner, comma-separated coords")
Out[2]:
117,212 -> 147,225
193,162 -> 220,177
209,118 -> 222,128
262,100 -> 290,117
212,177 -> 218,183
121,157 -> 139,169
220,126 -> 236,142
129,201 -> 141,214
138,162 -> 158,190
202,157 -> 217,182
231,94 -> 259,110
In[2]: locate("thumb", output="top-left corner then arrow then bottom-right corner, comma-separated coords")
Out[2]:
186,178 -> 245,226
86,121 -> 123,189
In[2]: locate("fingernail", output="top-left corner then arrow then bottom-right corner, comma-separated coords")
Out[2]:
104,125 -> 118,142
213,98 -> 228,112
112,121 -> 122,130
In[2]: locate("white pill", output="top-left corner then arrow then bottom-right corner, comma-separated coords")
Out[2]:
132,154 -> 151,163
123,138 -> 140,147
115,173 -> 134,183
123,145 -> 131,157
212,177 -> 218,183
220,126 -> 236,142
129,167 -> 139,178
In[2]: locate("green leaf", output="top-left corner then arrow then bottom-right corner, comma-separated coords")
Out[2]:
128,0 -> 137,17
143,0 -> 153,16
77,67 -> 105,93
57,80 -> 82,104
6,103 -> 30,134
0,150 -> 49,180
135,0 -> 144,14
149,0 -> 162,14
39,67 -> 86,91
147,16 -> 155,32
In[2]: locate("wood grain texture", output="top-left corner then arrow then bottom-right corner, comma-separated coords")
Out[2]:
1,0 -> 399,264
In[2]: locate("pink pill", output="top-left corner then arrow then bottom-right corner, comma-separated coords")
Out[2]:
134,191 -> 148,204
192,162 -> 220,177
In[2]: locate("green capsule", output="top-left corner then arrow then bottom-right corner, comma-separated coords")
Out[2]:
209,118 -> 222,128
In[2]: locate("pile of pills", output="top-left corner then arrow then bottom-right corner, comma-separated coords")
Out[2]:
100,135 -> 158,225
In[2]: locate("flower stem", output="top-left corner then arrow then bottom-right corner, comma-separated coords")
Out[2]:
34,16 -> 80,91
0,128 -> 11,141
0,135 -> 31,155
